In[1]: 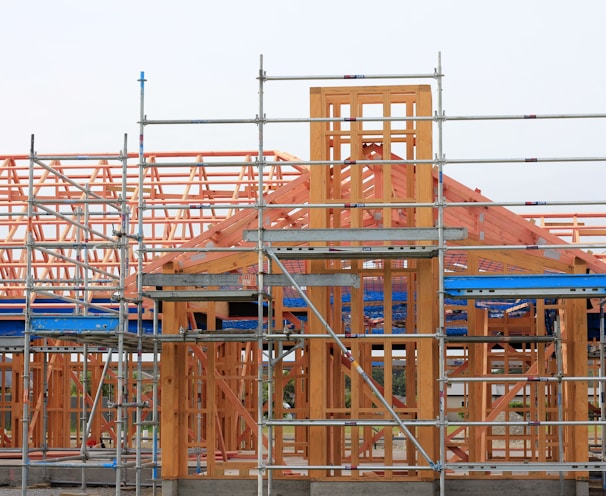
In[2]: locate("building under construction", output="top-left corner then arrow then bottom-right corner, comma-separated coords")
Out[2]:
0,59 -> 605,496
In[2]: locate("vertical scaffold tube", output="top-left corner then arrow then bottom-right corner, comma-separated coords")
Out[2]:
600,300 -> 606,490
152,302 -> 160,496
115,282 -> 125,490
137,73 -> 153,496
81,344 -> 89,491
256,54 -> 267,496
22,134 -> 36,496
555,318 -> 565,496
79,200 -> 89,492
435,52 -> 447,496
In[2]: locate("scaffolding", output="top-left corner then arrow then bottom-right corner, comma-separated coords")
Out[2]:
19,137 -> 139,494
133,55 -> 606,496
0,55 -> 605,496
0,147 -> 308,495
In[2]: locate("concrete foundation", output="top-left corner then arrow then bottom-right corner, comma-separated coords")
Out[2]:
443,478 -> 588,496
161,478 -> 590,496
0,463 -> 590,496
0,463 -> 155,489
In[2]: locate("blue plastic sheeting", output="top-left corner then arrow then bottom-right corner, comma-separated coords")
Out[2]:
0,289 -> 580,338
444,274 -> 606,297
587,313 -> 606,341
446,328 -> 468,336
225,292 -> 536,335
31,315 -> 120,333
0,298 -> 152,337
0,318 -> 154,337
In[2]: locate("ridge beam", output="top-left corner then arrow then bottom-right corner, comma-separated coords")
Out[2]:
444,274 -> 606,299
244,227 -> 467,242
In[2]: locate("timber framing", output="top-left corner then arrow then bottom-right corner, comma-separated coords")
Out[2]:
0,68 -> 602,496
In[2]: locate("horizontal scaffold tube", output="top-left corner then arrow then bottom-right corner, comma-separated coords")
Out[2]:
264,333 -> 437,339
447,462 -> 606,472
138,199 -> 606,210
445,335 -> 555,343
449,420 -> 606,426
264,464 -> 436,471
451,242 -> 606,251
34,154 -> 124,161
263,72 -> 440,81
140,155 -> 606,167
142,201 -> 438,210
265,419 -> 437,427
444,112 -> 606,121
447,375 -> 600,383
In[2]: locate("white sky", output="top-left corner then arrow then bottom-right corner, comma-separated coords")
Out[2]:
2,0 -> 606,209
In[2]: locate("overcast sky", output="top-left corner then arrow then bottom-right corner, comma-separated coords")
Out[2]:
2,0 -> 606,209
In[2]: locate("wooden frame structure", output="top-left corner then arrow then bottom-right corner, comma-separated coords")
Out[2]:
135,77 -> 606,495
0,63 -> 604,496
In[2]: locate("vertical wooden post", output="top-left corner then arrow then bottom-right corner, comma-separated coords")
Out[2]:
308,87 -> 330,477
12,354 -> 23,448
160,262 -> 189,479
206,343 -> 217,475
414,84 -> 438,476
468,307 -> 489,465
565,259 -> 589,478
416,257 -> 438,474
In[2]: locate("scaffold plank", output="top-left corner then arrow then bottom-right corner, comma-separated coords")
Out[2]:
142,272 -> 359,288
270,245 -> 439,259
30,315 -> 120,333
444,274 -> 606,298
244,227 -> 467,242
31,331 -> 156,352
143,289 -> 267,301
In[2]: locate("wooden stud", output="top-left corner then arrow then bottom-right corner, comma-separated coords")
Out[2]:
160,262 -> 189,479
